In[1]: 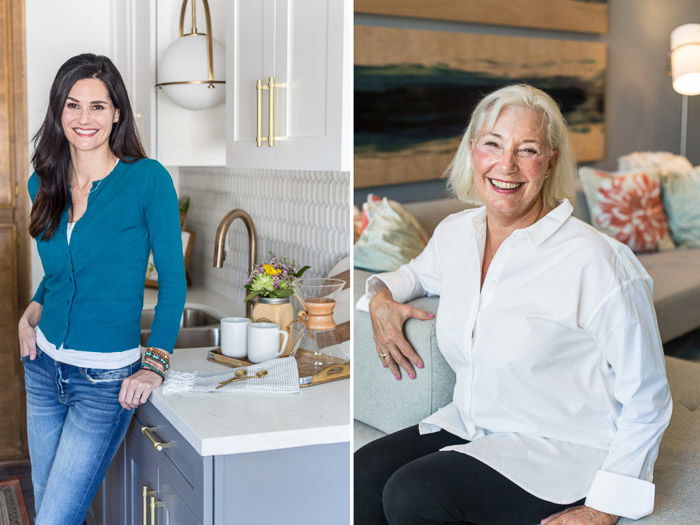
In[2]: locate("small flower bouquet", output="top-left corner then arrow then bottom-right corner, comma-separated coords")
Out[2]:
244,256 -> 310,302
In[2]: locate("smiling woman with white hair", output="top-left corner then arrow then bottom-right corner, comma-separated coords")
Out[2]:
447,83 -> 577,209
354,84 -> 672,525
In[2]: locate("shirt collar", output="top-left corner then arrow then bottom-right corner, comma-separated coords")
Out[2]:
522,199 -> 574,245
469,205 -> 488,227
469,199 -> 574,245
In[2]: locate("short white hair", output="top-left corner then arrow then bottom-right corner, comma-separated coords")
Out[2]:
445,84 -> 577,209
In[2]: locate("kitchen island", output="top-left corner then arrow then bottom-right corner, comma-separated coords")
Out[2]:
86,287 -> 350,525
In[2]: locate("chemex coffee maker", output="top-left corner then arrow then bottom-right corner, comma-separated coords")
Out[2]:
289,278 -> 347,374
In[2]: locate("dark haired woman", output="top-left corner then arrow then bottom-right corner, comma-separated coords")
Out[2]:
17,53 -> 185,524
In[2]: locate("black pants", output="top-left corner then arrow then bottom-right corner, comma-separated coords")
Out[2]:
354,426 -> 584,524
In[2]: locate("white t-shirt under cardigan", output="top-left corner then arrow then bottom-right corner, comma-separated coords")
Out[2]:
366,199 -> 672,520
35,221 -> 141,369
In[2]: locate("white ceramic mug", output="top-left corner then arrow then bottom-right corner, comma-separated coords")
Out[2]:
247,322 -> 289,363
220,317 -> 250,358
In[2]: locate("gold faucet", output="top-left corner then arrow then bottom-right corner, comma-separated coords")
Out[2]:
213,209 -> 258,318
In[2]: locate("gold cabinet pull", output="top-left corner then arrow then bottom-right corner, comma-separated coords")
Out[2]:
256,79 -> 265,147
255,77 -> 285,147
149,495 -> 166,525
141,426 -> 171,452
142,486 -> 155,525
267,76 -> 275,147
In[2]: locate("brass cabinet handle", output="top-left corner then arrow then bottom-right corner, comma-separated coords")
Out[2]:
149,495 -> 165,525
142,486 -> 155,525
256,79 -> 265,147
141,426 -> 171,452
255,77 -> 285,148
267,76 -> 275,147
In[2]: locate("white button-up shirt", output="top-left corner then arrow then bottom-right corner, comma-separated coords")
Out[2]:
368,199 -> 672,520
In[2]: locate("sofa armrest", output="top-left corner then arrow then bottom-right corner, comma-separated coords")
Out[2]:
354,269 -> 456,434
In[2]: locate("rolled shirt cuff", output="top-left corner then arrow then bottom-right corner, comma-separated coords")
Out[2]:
365,269 -> 421,305
355,275 -> 393,313
365,274 -> 388,299
585,469 -> 655,519
31,282 -> 46,305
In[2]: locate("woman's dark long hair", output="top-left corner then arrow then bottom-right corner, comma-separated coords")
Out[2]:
29,53 -> 146,240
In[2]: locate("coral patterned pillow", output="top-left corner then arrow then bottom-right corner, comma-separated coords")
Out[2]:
578,167 -> 673,252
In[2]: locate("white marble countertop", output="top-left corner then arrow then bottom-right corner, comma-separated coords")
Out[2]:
142,287 -> 351,457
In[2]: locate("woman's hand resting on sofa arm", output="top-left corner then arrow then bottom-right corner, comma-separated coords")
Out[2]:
368,286 -> 435,380
541,505 -> 619,525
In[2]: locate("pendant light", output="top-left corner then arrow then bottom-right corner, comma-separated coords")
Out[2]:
156,0 -> 225,110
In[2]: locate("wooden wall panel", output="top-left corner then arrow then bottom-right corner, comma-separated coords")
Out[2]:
0,0 -> 27,461
0,225 -> 23,459
9,0 -> 28,310
0,0 -> 12,208
355,0 -> 608,34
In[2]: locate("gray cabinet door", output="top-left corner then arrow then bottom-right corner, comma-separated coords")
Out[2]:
84,483 -> 103,525
130,402 -> 213,524
158,483 -> 200,525
126,420 -> 160,525
103,442 -> 128,525
85,441 -> 127,525
135,401 -> 213,523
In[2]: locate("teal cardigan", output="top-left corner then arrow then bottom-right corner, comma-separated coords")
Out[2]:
29,158 -> 186,353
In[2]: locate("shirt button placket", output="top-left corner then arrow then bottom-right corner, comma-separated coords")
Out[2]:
64,246 -> 76,344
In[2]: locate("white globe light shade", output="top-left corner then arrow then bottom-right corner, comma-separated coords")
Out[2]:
158,34 -> 226,110
671,24 -> 700,96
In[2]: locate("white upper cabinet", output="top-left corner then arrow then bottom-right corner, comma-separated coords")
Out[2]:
114,0 -> 350,170
111,0 -> 157,158
227,0 -> 352,171
226,0 -> 274,168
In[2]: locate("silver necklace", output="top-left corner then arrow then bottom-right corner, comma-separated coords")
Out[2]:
72,158 -> 119,196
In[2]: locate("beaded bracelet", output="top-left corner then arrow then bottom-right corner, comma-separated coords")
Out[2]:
141,346 -> 171,378
141,362 -> 165,380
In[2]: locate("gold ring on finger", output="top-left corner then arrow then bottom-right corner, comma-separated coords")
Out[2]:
378,352 -> 388,359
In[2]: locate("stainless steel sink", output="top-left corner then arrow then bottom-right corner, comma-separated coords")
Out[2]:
141,307 -> 222,330
140,307 -> 222,348
140,327 -> 220,349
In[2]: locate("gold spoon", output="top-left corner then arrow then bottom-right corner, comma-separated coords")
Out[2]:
215,368 -> 246,389
216,369 -> 268,389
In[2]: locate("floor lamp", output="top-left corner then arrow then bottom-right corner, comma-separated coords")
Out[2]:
670,24 -> 700,158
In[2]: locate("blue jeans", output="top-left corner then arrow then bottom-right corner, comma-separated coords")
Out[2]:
22,348 -> 140,525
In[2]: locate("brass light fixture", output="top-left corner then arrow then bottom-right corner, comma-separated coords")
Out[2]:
156,0 -> 225,110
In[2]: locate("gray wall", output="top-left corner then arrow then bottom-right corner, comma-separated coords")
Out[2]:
354,0 -> 700,205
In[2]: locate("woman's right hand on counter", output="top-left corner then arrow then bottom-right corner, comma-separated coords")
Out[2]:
369,287 -> 434,380
18,301 -> 42,360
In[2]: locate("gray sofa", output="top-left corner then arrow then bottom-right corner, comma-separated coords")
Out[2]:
354,195 -> 700,524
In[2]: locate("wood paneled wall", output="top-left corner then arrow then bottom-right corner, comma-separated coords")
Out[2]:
0,0 -> 29,461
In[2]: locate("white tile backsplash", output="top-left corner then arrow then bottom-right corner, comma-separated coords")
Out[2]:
177,166 -> 350,311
